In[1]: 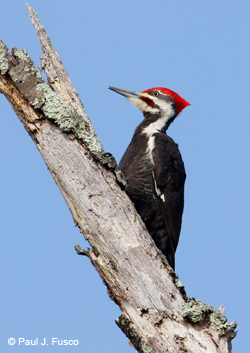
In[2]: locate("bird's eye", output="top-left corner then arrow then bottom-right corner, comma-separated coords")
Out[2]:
152,91 -> 158,96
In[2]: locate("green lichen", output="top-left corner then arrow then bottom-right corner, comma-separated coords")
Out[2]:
36,71 -> 43,79
179,299 -> 237,333
178,300 -> 212,323
141,343 -> 153,353
1,44 -> 103,153
13,48 -> 29,61
0,42 -> 9,74
209,312 -> 237,331
116,314 -> 154,353
209,312 -> 227,327
175,276 -> 185,290
24,65 -> 30,72
32,98 -> 40,107
36,82 -> 103,152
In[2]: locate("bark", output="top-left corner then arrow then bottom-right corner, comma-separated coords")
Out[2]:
0,4 -> 237,353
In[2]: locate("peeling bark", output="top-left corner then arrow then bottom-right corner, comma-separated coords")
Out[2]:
0,5 -> 237,353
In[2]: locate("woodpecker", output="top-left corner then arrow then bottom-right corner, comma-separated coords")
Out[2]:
109,86 -> 190,270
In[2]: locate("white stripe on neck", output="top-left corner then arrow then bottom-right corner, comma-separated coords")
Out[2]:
142,104 -> 174,135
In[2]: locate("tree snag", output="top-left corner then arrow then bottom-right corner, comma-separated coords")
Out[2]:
0,4 -> 237,353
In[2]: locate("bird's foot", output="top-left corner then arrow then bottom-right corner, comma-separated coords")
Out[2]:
101,152 -> 117,170
100,152 -> 127,190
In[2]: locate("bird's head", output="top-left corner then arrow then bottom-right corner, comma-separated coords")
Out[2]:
109,86 -> 190,132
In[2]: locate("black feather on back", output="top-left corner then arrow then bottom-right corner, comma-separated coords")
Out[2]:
151,133 -> 186,269
119,131 -> 186,270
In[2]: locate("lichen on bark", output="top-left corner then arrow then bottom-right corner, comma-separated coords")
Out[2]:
116,314 -> 155,353
0,42 -> 10,74
178,299 -> 237,335
0,42 -> 103,153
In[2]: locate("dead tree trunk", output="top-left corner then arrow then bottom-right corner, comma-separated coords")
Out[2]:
0,4 -> 237,353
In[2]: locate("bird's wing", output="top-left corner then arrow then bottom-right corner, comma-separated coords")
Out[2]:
152,133 -> 186,252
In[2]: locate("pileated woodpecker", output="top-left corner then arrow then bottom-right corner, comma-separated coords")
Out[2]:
109,86 -> 190,270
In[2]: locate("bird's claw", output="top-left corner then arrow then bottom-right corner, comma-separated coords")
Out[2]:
101,152 -> 117,170
100,152 -> 127,190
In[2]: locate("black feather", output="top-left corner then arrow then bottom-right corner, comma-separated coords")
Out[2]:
119,131 -> 186,270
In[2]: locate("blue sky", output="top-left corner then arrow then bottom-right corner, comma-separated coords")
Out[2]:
1,1 -> 249,352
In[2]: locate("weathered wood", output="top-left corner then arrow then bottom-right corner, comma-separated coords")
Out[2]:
25,3 -> 94,134
0,7 -> 237,352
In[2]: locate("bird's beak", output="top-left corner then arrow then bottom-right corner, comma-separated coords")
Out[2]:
109,86 -> 145,99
